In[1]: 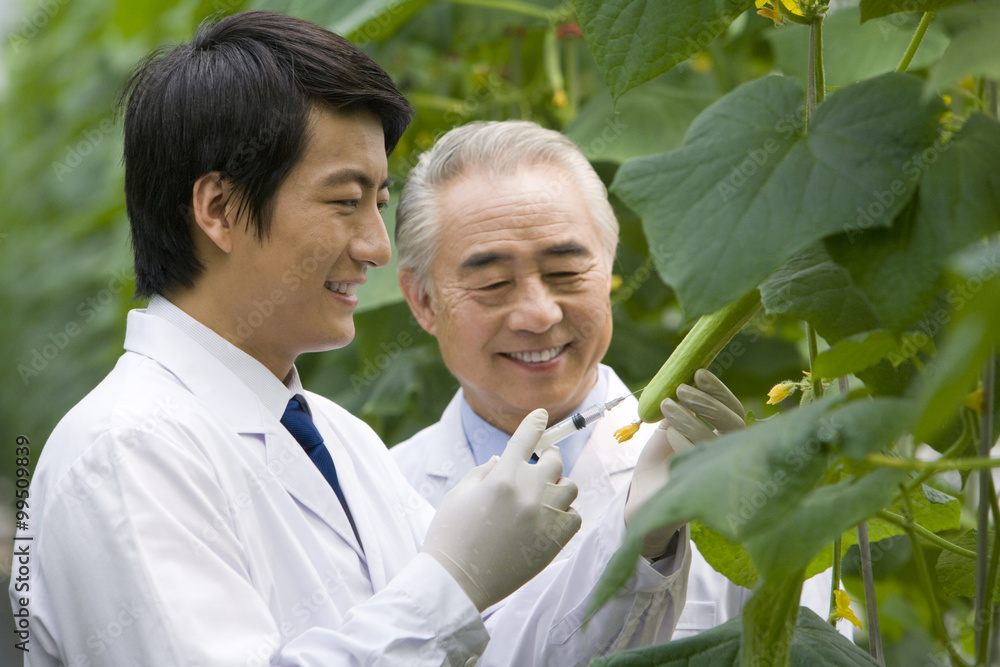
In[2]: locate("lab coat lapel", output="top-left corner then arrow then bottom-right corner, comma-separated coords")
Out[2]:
126,309 -> 366,559
426,394 -> 476,485
264,429 -> 367,561
311,415 -> 389,588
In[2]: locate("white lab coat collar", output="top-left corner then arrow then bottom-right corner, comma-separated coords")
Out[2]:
124,307 -> 366,558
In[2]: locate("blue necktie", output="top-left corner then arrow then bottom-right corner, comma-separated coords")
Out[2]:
281,395 -> 361,545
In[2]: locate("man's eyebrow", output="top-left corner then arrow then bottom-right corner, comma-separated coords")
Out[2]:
459,243 -> 592,271
460,251 -> 512,271
543,242 -> 592,258
319,168 -> 392,191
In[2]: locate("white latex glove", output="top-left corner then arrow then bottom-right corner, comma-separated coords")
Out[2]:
422,409 -> 583,611
625,369 -> 745,558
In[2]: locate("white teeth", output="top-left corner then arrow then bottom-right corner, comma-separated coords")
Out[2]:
506,345 -> 565,363
325,282 -> 357,296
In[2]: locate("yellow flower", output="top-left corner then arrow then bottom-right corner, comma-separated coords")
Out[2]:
755,0 -> 803,23
614,422 -> 641,443
965,388 -> 984,414
833,590 -> 863,629
766,381 -> 794,405
691,52 -> 713,74
610,274 -> 624,291
552,89 -> 567,108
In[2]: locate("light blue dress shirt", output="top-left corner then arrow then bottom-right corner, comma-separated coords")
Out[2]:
459,366 -> 610,472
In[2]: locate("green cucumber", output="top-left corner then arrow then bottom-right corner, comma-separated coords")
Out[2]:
637,290 -> 763,423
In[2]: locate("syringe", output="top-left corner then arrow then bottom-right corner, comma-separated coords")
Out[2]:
533,394 -> 632,456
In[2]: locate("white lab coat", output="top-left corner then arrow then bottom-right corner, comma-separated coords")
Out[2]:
391,366 -> 838,640
14,309 -> 688,667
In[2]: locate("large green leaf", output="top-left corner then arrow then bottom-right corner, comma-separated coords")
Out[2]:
759,245 -> 883,345
573,0 -> 754,99
745,468 -> 908,581
691,521 -> 759,589
859,0 -> 971,23
565,77 -> 718,163
936,531 -> 997,602
589,608 -> 877,666
768,7 -> 948,88
914,240 -> 1000,441
813,330 -> 906,379
825,114 -> 1000,332
613,73 -> 943,319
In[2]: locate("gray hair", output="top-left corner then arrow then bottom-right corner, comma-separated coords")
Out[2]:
395,120 -> 619,293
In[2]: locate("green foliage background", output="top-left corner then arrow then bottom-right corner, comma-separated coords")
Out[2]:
4,0 -> 997,664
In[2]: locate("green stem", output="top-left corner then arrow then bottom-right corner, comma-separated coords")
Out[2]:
897,12 -> 935,73
900,488 -> 972,667
977,352 -> 997,665
876,510 -> 976,559
805,323 -> 823,400
857,521 -> 885,664
446,0 -> 552,20
742,574 -> 805,667
867,454 -> 1000,472
814,16 -> 825,105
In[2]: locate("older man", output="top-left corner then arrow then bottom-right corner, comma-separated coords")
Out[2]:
392,120 -> 836,639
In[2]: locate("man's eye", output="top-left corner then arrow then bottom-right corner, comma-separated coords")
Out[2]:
332,200 -> 359,209
479,281 -> 509,291
548,272 -> 579,280
377,201 -> 389,213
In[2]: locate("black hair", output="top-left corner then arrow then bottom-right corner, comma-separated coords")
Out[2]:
119,10 -> 413,297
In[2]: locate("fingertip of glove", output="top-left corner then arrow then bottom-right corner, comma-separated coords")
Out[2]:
526,408 -> 548,428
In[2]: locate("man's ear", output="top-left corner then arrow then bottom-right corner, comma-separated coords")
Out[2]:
399,269 -> 438,336
191,171 -> 235,254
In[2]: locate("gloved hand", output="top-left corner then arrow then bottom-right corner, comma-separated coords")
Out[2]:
422,409 -> 583,612
625,369 -> 745,558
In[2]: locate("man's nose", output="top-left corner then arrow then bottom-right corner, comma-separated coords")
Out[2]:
507,279 -> 562,333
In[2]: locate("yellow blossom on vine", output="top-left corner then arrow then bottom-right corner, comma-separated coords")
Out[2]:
965,388 -> 984,414
614,422 -> 641,443
755,0 -> 803,24
552,89 -> 567,108
767,381 -> 794,405
833,590 -> 863,629
691,52 -> 713,74
611,274 -> 624,291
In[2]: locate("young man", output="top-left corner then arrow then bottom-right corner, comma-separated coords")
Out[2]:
13,12 -> 690,666
391,120 -> 836,639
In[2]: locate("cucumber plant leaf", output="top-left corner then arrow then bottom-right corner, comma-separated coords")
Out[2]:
573,0 -> 754,99
613,72 -> 943,319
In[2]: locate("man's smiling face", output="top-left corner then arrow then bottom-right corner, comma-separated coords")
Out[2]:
417,164 -> 614,432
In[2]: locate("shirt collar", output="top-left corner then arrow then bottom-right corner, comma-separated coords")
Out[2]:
459,366 -> 609,473
145,294 -> 302,420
